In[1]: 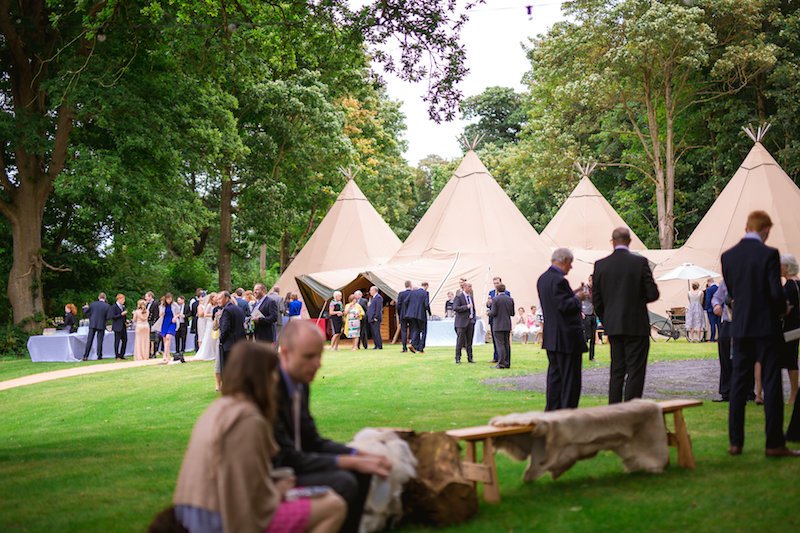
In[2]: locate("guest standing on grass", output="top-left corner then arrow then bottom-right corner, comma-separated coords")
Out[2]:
577,276 -> 596,360
189,288 -> 203,352
253,283 -> 279,344
367,286 -> 383,350
488,284 -> 514,369
712,281 -> 733,402
344,294 -> 364,350
396,281 -> 412,352
174,295 -> 190,362
329,291 -> 344,351
109,293 -> 128,360
538,248 -> 586,410
133,299 -> 150,361
453,282 -> 477,364
63,303 -> 78,333
592,227 -> 660,404
145,291 -> 160,359
686,282 -> 705,343
218,291 -> 246,377
780,254 -> 800,407
173,342 -> 347,533
82,293 -> 110,361
159,293 -> 182,364
704,279 -> 720,342
721,210 -> 798,458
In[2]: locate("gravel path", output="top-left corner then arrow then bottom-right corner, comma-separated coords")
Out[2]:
0,359 -> 162,392
484,359 -> 792,400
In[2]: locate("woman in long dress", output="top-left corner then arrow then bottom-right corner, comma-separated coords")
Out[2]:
133,299 -> 151,361
685,282 -> 705,342
160,292 -> 181,364
343,295 -> 364,351
192,293 -> 222,391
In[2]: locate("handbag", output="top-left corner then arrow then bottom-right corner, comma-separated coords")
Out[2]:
784,281 -> 800,343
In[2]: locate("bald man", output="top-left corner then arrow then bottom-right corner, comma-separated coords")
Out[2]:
272,320 -> 392,533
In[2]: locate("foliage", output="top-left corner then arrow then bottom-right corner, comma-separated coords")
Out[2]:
460,86 -> 526,146
0,322 -> 33,358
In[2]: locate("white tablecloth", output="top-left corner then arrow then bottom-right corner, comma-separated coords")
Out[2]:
27,329 -> 142,362
423,318 -> 486,347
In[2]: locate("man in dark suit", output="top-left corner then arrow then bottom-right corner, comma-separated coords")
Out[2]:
712,281 -> 734,402
355,290 -> 370,349
234,287 -> 251,318
145,291 -> 160,358
538,249 -> 587,410
721,211 -> 799,457
82,293 -> 110,361
704,279 -> 719,342
253,283 -> 279,343
419,282 -> 431,350
217,291 -> 246,376
488,284 -> 515,369
453,282 -> 477,364
189,287 -> 203,351
108,293 -> 128,360
273,320 -> 391,533
367,286 -> 383,350
268,285 -> 285,345
592,228 -> 660,403
487,277 -> 511,363
174,295 -> 190,362
406,285 -> 429,353
396,281 -> 412,352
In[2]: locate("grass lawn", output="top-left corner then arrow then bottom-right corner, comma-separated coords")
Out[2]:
1,341 -> 798,532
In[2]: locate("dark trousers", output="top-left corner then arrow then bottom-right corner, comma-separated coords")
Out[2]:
409,318 -> 424,351
495,330 -> 511,368
490,323 -> 498,361
113,330 -> 127,358
545,350 -> 582,411
400,318 -> 411,350
175,326 -> 188,354
296,469 -> 371,533
420,318 -> 428,350
608,335 -> 649,403
729,337 -> 785,449
219,346 -> 229,377
707,311 -> 720,341
787,387 -> 800,442
149,329 -> 159,357
718,322 -> 732,399
583,314 -> 596,360
370,321 -> 383,349
359,320 -> 369,349
83,328 -> 105,359
455,323 -> 475,362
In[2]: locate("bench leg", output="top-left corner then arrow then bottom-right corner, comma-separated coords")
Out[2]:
465,441 -> 477,490
482,438 -> 501,503
672,410 -> 696,469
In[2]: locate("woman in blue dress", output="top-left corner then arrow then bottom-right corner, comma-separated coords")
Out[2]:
160,293 -> 182,364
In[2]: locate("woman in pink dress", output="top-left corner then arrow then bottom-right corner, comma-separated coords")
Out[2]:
133,299 -> 150,361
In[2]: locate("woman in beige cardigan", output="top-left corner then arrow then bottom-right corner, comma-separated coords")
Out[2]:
173,342 -> 345,533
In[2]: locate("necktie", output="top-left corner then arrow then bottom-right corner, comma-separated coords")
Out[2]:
292,388 -> 302,451
466,294 -> 473,318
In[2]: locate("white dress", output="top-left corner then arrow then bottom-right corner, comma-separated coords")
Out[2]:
192,304 -> 218,361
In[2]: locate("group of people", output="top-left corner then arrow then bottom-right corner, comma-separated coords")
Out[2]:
395,281 -> 431,354
327,287 -> 385,351
171,320 -> 393,533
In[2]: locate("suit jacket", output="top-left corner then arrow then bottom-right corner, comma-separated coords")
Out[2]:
721,238 -> 786,338
592,249 -> 659,336
219,302 -> 246,351
83,300 -> 110,330
254,296 -> 279,341
146,300 -> 160,326
488,293 -> 515,331
396,289 -> 411,320
108,302 -> 127,332
405,288 -> 429,321
357,297 -> 370,326
367,294 -> 383,323
537,265 -> 587,354
453,291 -> 477,328
235,297 -> 251,318
175,302 -> 191,332
272,371 -> 353,474
487,289 -> 511,324
189,298 -> 200,333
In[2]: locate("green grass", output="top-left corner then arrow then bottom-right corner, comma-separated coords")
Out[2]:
1,341 -> 797,532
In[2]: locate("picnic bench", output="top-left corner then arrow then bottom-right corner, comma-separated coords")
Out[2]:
446,399 -> 703,503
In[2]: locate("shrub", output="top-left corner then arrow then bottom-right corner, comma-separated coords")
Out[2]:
0,322 -> 34,358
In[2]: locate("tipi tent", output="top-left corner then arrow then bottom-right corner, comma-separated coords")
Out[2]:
298,150 -> 556,317
274,177 -> 402,317
542,163 -> 647,250
653,128 -> 800,311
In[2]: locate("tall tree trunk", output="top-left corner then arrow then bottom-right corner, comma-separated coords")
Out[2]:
280,231 -> 291,273
5,180 -> 49,329
218,167 -> 233,291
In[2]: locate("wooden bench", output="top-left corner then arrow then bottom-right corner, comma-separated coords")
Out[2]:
446,399 -> 704,503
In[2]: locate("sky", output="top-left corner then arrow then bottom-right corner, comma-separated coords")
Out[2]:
380,1 -> 567,165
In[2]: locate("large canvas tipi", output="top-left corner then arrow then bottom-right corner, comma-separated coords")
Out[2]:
653,128 -> 800,310
542,163 -> 647,250
298,150 -> 556,317
274,177 -> 402,317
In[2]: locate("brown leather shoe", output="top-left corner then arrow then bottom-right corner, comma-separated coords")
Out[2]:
728,445 -> 743,456
765,447 -> 800,458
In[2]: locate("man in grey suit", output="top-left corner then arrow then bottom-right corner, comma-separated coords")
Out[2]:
592,227 -> 660,403
488,284 -> 515,369
452,282 -> 477,364
537,249 -> 587,410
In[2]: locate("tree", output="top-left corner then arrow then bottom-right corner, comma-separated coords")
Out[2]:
460,86 -> 526,146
